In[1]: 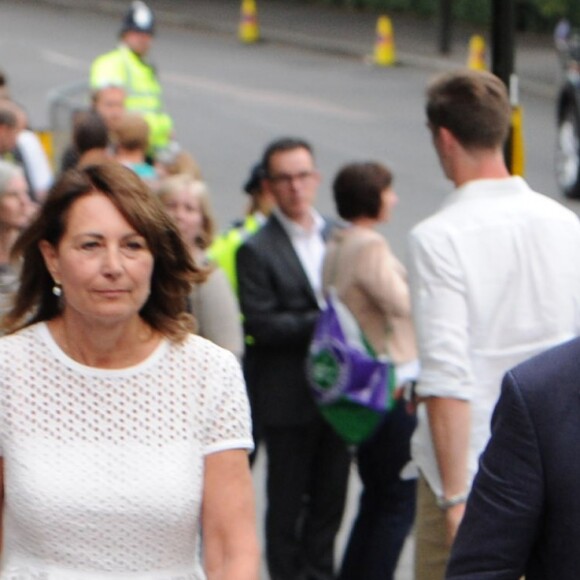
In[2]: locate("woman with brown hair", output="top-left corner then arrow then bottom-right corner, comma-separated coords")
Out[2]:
0,161 -> 259,579
323,161 -> 419,580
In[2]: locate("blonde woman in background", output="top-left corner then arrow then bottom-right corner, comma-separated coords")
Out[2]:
158,174 -> 244,359
0,160 -> 34,320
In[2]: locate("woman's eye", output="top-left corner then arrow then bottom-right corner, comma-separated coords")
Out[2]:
124,240 -> 147,251
80,241 -> 100,250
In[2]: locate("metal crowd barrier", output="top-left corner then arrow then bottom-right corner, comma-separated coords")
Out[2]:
44,80 -> 91,168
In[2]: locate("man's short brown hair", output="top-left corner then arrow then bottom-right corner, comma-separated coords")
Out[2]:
114,112 -> 150,152
426,69 -> 511,150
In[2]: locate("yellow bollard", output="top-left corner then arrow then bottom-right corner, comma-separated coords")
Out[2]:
510,105 -> 525,176
374,15 -> 396,67
35,129 -> 55,170
467,34 -> 487,70
239,0 -> 260,44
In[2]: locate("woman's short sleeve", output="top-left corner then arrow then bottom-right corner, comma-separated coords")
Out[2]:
202,347 -> 253,455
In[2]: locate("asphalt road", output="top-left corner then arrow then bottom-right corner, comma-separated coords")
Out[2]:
2,1 -> 577,260
0,2 -> 577,578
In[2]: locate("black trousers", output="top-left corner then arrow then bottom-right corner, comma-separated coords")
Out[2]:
264,416 -> 351,580
338,399 -> 417,580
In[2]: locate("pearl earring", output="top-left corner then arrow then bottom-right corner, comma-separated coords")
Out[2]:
52,284 -> 62,297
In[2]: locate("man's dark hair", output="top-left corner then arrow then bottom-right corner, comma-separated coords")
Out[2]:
0,104 -> 17,129
333,162 -> 393,221
261,137 -> 314,177
73,111 -> 109,154
426,69 -> 511,150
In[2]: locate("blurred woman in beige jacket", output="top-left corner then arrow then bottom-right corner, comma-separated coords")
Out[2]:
323,161 -> 418,580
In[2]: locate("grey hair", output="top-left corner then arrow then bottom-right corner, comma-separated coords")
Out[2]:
0,160 -> 21,195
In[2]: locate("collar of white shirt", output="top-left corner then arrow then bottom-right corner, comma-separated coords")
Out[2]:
273,206 -> 325,239
441,176 -> 528,210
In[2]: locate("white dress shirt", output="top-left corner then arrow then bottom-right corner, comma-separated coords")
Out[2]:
408,176 -> 580,497
274,207 -> 327,307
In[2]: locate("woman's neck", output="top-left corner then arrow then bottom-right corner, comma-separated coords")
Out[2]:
48,314 -> 161,369
350,217 -> 378,229
0,227 -> 20,264
116,150 -> 146,164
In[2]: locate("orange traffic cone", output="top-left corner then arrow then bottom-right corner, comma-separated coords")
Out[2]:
239,0 -> 260,44
374,15 -> 396,67
467,35 -> 487,70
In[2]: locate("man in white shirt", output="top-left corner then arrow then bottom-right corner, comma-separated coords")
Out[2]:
237,137 -> 351,580
407,69 -> 580,580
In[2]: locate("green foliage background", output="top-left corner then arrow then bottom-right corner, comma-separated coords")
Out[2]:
314,0 -> 580,30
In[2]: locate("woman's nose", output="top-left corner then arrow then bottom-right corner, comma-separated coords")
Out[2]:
102,247 -> 123,276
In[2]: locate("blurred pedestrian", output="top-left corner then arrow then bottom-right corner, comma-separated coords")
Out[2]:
10,101 -> 53,202
324,161 -> 418,580
158,173 -> 243,359
90,1 -> 173,153
61,86 -> 127,172
0,103 -> 18,158
154,141 -> 203,181
554,17 -> 571,52
72,110 -> 111,168
0,100 -> 52,203
92,84 -> 126,135
0,161 -> 259,578
0,160 -> 33,321
237,137 -> 351,580
408,69 -> 580,580
113,112 -> 158,183
209,161 -> 275,293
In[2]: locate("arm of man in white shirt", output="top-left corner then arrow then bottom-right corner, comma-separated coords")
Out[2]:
408,228 -> 473,544
427,397 -> 470,545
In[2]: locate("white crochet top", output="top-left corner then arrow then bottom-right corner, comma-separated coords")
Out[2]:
0,323 -> 253,579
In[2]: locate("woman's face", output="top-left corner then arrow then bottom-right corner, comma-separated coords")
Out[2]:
161,187 -> 204,247
378,186 -> 398,223
0,173 -> 32,231
40,193 -> 154,326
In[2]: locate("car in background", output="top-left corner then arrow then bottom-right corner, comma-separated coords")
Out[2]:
556,30 -> 580,198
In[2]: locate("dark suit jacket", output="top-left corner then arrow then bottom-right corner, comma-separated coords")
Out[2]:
446,336 -> 580,580
236,213 -> 333,427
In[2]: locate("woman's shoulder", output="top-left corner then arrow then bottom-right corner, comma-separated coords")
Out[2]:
172,333 -> 239,366
337,227 -> 390,256
0,323 -> 42,350
0,324 -> 47,374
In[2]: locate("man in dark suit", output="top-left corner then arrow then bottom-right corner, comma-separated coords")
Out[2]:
237,137 -> 351,580
446,336 -> 580,579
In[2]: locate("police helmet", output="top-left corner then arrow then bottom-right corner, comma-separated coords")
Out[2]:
243,163 -> 265,195
120,1 -> 155,36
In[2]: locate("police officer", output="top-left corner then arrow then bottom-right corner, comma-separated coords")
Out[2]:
209,162 -> 276,294
90,1 -> 173,153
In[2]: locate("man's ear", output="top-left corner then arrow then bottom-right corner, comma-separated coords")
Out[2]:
438,126 -> 456,151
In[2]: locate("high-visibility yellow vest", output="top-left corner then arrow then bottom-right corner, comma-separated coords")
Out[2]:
208,214 -> 262,295
90,44 -> 173,151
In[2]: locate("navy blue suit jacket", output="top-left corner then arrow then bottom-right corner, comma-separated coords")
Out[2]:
446,336 -> 580,580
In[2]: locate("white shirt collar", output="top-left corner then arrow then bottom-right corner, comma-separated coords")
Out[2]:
273,207 -> 325,239
442,176 -> 529,210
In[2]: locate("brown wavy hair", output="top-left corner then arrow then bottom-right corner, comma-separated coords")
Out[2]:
4,161 -> 206,341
